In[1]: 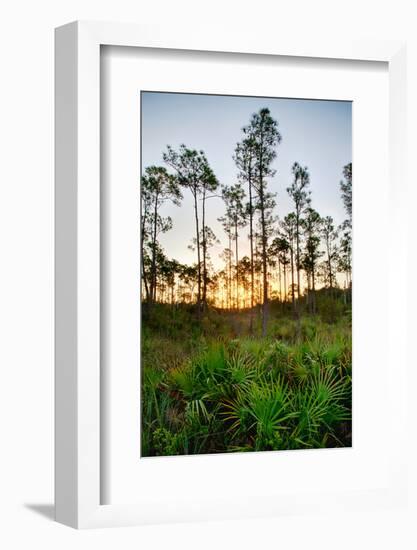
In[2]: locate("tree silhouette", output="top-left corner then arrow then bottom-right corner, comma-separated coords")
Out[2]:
339,163 -> 352,291
201,174 -> 220,308
320,215 -> 339,290
269,236 -> 291,305
236,256 -> 251,308
189,225 -> 219,304
234,132 -> 258,325
338,232 -> 352,295
139,110 -> 352,323
141,166 -> 182,304
163,145 -> 218,318
340,162 -> 352,228
301,204 -> 323,313
287,162 -> 310,307
219,246 -> 233,309
248,108 -> 281,334
220,183 -> 246,310
280,213 -> 297,314
141,173 -> 152,302
177,263 -> 198,304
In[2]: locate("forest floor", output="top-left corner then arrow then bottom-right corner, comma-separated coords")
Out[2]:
141,295 -> 352,457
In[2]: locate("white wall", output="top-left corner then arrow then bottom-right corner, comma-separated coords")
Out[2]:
0,0 -> 416,547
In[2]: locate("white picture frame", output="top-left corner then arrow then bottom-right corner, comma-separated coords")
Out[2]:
55,20 -> 407,529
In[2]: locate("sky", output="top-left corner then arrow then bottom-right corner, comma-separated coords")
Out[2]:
141,91 -> 352,271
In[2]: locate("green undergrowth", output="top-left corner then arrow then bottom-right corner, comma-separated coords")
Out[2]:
141,305 -> 352,456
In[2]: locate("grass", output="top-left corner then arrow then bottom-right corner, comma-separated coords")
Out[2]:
141,301 -> 352,457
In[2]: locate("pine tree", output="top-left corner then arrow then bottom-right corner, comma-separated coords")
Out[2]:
287,163 -> 310,306
301,204 -> 323,313
248,108 -> 281,334
141,166 -> 182,304
220,183 -> 246,310
163,145 -> 218,318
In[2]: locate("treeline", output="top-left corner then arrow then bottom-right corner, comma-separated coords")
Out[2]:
141,108 -> 352,334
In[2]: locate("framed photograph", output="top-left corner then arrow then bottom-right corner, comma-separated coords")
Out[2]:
55,21 -> 407,528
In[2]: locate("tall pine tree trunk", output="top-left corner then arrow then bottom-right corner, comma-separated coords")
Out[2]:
278,258 -> 282,302
260,186 -> 268,336
235,221 -> 239,311
283,259 -> 287,304
312,268 -> 316,315
202,189 -> 207,309
290,245 -> 295,315
141,209 -> 150,302
296,214 -> 301,303
150,193 -> 159,303
249,179 -> 255,332
193,190 -> 201,320
327,238 -> 333,291
228,235 -> 232,309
